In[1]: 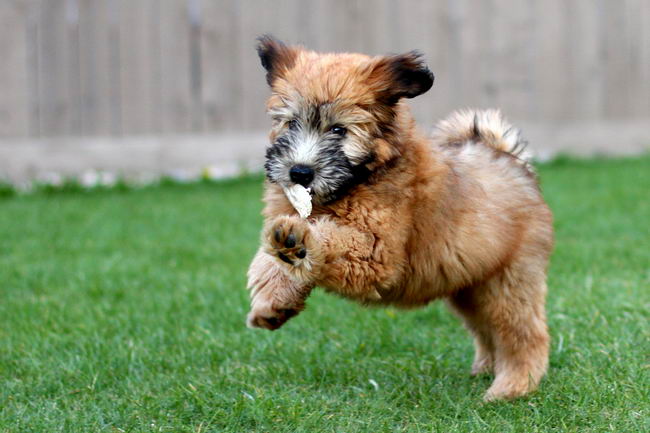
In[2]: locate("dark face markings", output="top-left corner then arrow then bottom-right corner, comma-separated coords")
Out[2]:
264,103 -> 371,204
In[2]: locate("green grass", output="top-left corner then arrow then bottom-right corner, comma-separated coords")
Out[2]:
1,157 -> 648,433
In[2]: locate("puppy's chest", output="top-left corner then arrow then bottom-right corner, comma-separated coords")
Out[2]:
320,192 -> 408,231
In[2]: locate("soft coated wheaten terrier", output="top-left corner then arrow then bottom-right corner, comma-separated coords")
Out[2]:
246,36 -> 553,401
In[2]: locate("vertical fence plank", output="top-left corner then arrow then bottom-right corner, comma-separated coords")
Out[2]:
295,0 -> 321,49
200,0 -> 240,132
562,0 -> 603,121
65,0 -> 82,135
237,0 -> 277,130
187,0 -> 202,131
118,0 -> 161,135
340,0 -> 369,54
446,0 -> 463,115
107,0 -> 122,135
450,0 -> 494,110
427,0 -> 454,123
0,0 -> 30,137
394,0 -> 437,54
354,0 -> 399,55
37,0 -> 73,135
488,0 -> 535,121
25,0 -> 41,137
159,0 -> 193,134
622,0 -> 650,118
270,0 -> 301,43
641,0 -> 650,117
78,0 -> 113,135
530,0 -> 570,123
308,0 -> 361,53
601,0 -> 631,119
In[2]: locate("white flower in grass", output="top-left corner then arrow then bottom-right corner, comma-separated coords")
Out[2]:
99,171 -> 117,187
39,172 -> 63,186
80,170 -> 100,188
134,173 -> 158,187
203,164 -> 242,180
168,168 -> 200,183
202,165 -> 223,180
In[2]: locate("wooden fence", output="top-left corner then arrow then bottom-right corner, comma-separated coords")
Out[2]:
0,0 -> 648,180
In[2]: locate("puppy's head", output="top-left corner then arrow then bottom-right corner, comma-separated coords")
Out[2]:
257,35 -> 433,204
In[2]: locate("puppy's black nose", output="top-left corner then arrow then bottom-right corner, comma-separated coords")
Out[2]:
289,165 -> 314,187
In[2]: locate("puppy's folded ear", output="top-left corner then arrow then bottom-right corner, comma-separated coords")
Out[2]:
256,35 -> 299,86
369,51 -> 434,104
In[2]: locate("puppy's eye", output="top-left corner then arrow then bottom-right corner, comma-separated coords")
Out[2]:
330,125 -> 347,136
287,119 -> 299,130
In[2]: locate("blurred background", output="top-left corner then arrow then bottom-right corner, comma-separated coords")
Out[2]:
0,0 -> 648,184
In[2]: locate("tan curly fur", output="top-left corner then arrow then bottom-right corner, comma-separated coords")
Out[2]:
246,37 -> 554,401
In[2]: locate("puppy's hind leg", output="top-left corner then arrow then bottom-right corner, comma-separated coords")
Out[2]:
448,288 -> 495,376
478,269 -> 550,401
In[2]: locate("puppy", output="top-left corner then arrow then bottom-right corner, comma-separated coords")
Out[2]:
246,36 -> 553,401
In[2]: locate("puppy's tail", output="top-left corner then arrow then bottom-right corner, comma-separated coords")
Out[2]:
433,109 -> 533,169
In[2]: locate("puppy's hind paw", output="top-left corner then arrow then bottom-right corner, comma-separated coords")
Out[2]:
471,355 -> 494,376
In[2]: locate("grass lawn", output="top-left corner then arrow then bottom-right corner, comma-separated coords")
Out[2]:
1,156 -> 649,432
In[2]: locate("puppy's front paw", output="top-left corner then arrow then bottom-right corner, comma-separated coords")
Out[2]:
247,250 -> 313,331
264,216 -> 321,278
247,305 -> 299,331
